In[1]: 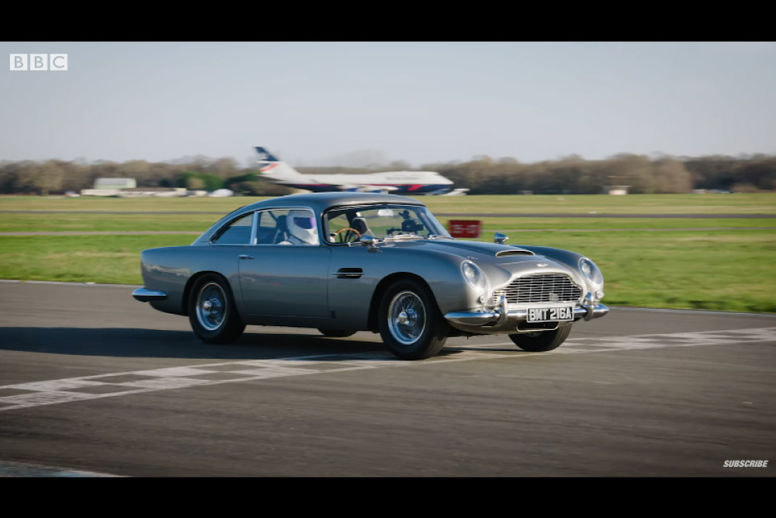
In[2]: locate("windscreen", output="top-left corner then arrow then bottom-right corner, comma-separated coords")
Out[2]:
325,204 -> 450,242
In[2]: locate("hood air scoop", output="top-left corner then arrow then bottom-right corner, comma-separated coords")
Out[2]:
495,249 -> 534,257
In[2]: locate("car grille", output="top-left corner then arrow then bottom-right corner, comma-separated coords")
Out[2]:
491,273 -> 583,305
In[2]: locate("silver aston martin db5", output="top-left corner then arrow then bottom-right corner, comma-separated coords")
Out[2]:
133,192 -> 608,359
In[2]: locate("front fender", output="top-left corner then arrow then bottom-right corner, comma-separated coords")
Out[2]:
327,245 -> 477,330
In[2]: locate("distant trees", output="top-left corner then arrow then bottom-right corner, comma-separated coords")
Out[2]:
684,154 -> 776,192
0,153 -> 774,195
0,157 -> 293,196
423,153 -> 699,194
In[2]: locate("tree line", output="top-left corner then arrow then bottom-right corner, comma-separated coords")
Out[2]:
1,153 -> 774,195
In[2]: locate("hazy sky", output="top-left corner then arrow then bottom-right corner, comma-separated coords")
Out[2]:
2,42 -> 775,168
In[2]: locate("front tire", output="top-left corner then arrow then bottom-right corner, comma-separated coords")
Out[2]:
378,279 -> 448,360
188,274 -> 245,344
509,324 -> 571,352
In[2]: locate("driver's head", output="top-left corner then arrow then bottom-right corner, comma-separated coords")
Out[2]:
287,210 -> 317,245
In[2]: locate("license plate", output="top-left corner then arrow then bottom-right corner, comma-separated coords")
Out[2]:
526,306 -> 574,322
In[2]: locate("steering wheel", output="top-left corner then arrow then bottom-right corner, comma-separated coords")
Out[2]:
334,227 -> 362,243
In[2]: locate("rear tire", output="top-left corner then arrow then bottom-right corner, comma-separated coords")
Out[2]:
378,278 -> 448,360
188,274 -> 245,344
509,324 -> 571,352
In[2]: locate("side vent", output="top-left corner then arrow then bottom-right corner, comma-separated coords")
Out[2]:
336,268 -> 363,279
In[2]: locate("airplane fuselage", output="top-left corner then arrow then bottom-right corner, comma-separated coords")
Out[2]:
264,167 -> 453,194
255,146 -> 458,195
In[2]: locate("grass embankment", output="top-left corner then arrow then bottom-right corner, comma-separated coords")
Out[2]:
0,194 -> 774,312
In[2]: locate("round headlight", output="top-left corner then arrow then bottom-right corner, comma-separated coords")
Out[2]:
578,257 -> 604,286
461,260 -> 486,289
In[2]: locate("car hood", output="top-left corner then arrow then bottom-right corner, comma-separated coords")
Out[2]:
376,238 -> 584,290
379,238 -> 570,267
380,238 -> 532,259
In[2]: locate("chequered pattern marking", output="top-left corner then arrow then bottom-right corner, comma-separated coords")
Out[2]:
1,327 -> 774,412
0,355 -> 412,412
557,327 -> 776,353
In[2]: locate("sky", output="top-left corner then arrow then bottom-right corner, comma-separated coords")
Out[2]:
2,42 -> 776,168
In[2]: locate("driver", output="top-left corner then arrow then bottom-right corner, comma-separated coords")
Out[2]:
285,210 -> 318,245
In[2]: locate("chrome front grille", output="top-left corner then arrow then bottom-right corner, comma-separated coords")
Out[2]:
491,273 -> 582,305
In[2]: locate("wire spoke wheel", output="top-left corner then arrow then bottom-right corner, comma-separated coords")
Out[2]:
196,282 -> 227,331
388,291 -> 427,345
187,274 -> 245,344
378,279 -> 448,360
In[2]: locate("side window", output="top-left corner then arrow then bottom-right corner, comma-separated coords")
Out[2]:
256,208 -> 319,246
212,213 -> 254,245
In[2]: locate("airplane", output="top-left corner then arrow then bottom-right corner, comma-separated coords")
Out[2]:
255,146 -> 467,195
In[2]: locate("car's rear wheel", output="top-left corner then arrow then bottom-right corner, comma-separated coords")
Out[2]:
378,278 -> 448,360
508,324 -> 571,352
188,274 -> 245,344
318,329 -> 356,338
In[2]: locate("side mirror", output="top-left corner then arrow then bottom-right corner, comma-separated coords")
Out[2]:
494,232 -> 509,245
360,234 -> 379,251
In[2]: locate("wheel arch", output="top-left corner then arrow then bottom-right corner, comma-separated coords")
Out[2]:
367,272 -> 440,332
182,270 -> 237,317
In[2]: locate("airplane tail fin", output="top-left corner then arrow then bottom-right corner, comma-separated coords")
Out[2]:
255,146 -> 280,163
255,146 -> 305,181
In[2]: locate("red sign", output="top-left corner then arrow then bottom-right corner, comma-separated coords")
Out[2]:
448,219 -> 482,238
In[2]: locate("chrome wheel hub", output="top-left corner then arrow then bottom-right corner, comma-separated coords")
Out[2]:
388,291 -> 426,345
196,282 -> 226,331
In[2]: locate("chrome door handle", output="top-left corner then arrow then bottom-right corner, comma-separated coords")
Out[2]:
239,254 -> 255,260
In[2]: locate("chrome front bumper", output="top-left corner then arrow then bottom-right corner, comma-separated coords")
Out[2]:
132,288 -> 167,302
444,297 -> 609,331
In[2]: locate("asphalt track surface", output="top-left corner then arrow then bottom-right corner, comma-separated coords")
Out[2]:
0,281 -> 774,477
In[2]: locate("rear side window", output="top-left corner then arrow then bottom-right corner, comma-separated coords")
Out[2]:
212,213 -> 254,244
256,208 -> 319,246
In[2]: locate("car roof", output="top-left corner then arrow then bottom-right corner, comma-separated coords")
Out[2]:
238,192 -> 426,214
194,192 -> 430,245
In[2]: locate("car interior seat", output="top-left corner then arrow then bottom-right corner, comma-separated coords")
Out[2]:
273,215 -> 291,244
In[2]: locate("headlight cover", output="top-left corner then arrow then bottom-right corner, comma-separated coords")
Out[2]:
578,256 -> 604,298
461,260 -> 488,291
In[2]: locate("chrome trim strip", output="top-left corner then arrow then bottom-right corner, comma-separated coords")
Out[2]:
132,288 -> 168,302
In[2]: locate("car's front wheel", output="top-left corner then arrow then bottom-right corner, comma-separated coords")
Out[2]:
508,324 -> 572,352
378,279 -> 448,360
188,274 -> 245,344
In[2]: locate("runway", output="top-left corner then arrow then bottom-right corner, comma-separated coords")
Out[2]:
0,281 -> 774,476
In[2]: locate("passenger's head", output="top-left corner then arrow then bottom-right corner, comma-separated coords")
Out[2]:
287,210 -> 318,245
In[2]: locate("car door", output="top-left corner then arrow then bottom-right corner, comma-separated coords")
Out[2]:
327,244 -> 381,330
237,207 -> 330,323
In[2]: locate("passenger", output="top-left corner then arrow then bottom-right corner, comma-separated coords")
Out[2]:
285,210 -> 318,245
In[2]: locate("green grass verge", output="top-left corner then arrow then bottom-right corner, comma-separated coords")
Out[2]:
0,235 -> 194,285
2,192 -> 776,214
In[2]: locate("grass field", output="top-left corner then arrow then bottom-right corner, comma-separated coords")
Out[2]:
1,193 -> 774,313
3,192 -> 776,214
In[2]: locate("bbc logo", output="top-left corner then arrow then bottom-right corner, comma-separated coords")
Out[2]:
9,53 -> 68,71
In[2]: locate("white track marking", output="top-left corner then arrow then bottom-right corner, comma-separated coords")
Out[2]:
1,327 -> 775,413
0,460 -> 120,477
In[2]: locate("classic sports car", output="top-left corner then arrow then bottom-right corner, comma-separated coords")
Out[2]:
133,192 -> 608,359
